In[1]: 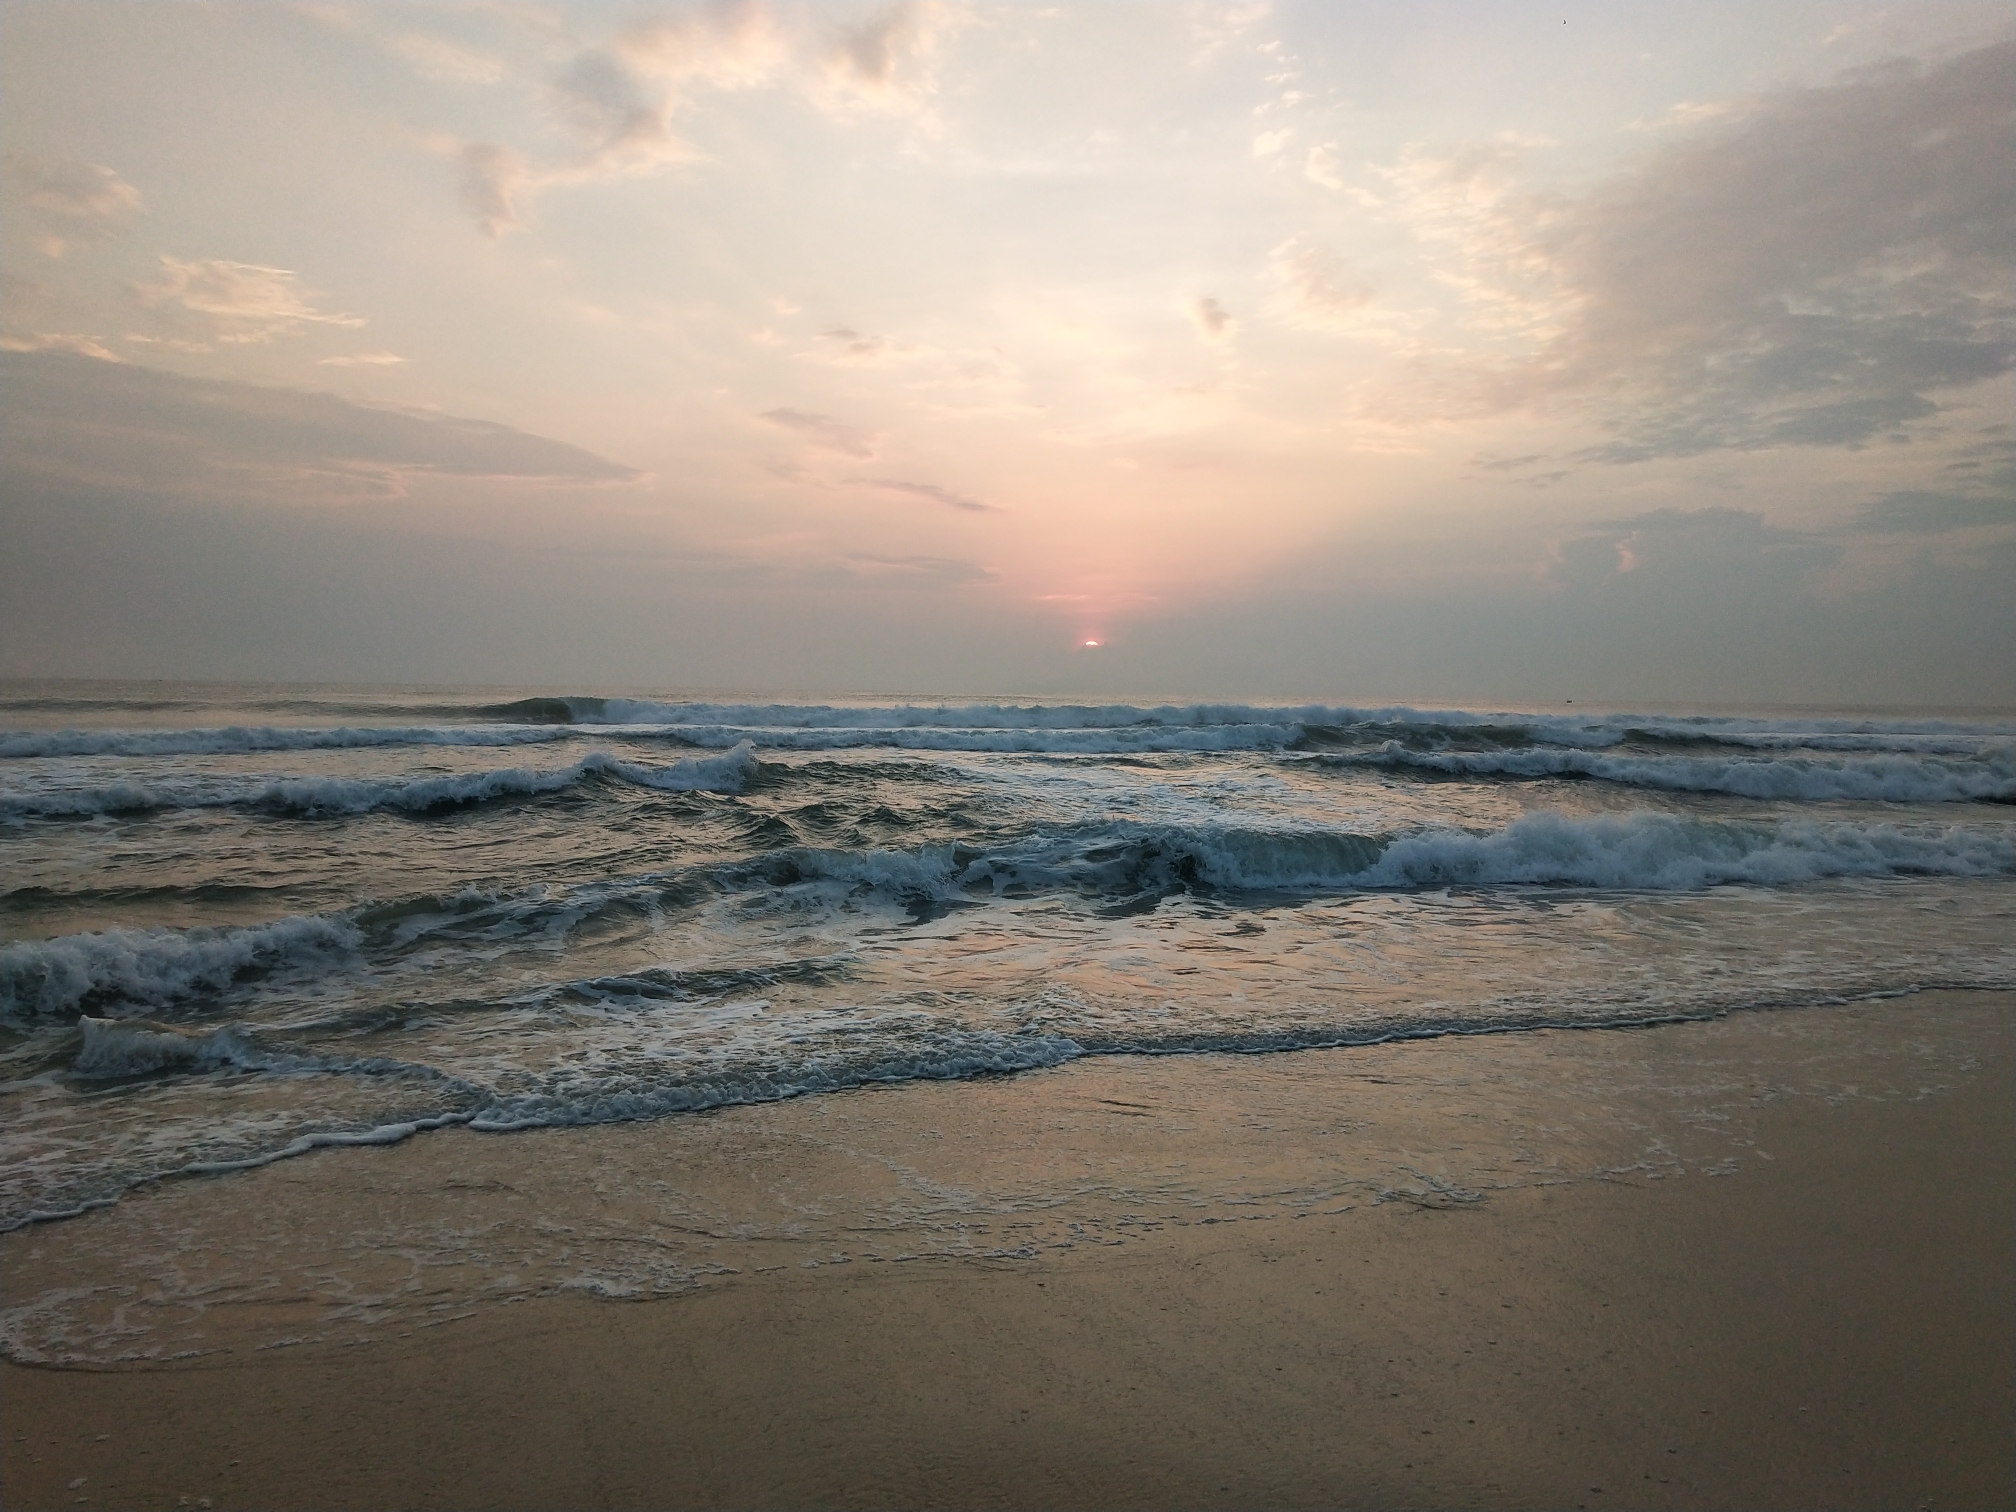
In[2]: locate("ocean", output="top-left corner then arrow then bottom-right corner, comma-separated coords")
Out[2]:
4,680 -> 2013,1255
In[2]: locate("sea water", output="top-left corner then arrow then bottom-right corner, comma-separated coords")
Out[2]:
4,681 -> 2014,1239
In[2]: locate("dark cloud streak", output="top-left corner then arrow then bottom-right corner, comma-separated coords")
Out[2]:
1,351 -> 641,502
863,477 -> 993,512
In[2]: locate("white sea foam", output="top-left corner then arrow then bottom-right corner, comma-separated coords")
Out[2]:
1330,743 -> 2016,803
469,1028 -> 1087,1130
0,916 -> 360,1024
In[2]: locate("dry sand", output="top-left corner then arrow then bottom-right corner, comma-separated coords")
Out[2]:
4,991 -> 2011,1510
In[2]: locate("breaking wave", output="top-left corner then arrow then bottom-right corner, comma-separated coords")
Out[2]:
71,1017 -> 271,1078
720,810 -> 2016,907
1,915 -> 361,1025
15,809 -> 2005,1027
2,744 -> 758,820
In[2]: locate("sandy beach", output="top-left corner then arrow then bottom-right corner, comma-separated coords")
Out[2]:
4,990 -> 2011,1511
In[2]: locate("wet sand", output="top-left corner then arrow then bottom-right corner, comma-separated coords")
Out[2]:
4,992 -> 2011,1510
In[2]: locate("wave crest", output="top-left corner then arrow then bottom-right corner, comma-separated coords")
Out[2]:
2,744 -> 758,820
1,916 -> 361,1025
724,811 -> 2016,907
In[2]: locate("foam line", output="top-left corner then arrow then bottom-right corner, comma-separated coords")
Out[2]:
1322,743 -> 2015,803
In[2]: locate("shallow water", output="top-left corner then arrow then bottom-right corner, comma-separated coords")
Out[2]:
4,681 -> 2013,1232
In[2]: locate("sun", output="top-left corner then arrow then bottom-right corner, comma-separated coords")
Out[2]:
1082,639 -> 1102,648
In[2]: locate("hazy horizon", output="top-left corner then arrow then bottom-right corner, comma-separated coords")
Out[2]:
5,2 -> 2011,705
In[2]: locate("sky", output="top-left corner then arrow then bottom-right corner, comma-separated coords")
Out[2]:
2,1 -> 2011,705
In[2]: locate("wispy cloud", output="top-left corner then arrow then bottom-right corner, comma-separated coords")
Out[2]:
1266,236 -> 1374,332
845,552 -> 997,584
1186,1 -> 1272,68
1188,296 -> 1234,343
818,326 -> 890,360
0,331 -> 122,361
1303,141 -> 1344,190
133,257 -> 364,345
3,155 -> 143,257
455,143 -> 528,239
816,1 -> 962,121
439,1 -> 956,236
861,477 -> 993,512
759,407 -> 881,459
391,32 -> 509,86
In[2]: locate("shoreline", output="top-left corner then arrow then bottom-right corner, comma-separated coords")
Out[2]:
4,991 -> 2011,1510
7,982 -> 1996,1238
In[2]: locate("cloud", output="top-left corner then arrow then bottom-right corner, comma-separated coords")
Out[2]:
443,2 -> 947,235
133,256 -> 365,344
1,350 -> 640,503
1266,236 -> 1374,331
1559,45 -> 2015,458
1188,2 -> 1272,67
818,325 -> 889,360
320,351 -> 409,367
1471,449 -> 1573,488
443,4 -> 785,236
2,155 -> 142,256
1392,41 -> 2016,461
456,143 -> 528,239
618,1 -> 790,90
1304,141 -> 1344,190
391,33 -> 508,85
845,552 -> 996,584
819,1 -> 959,118
1252,129 -> 1292,158
758,407 -> 881,458
861,477 -> 992,512
1189,296 -> 1233,342
122,333 -> 213,355
549,49 -> 693,174
0,331 -> 123,361
1375,136 -> 1565,339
